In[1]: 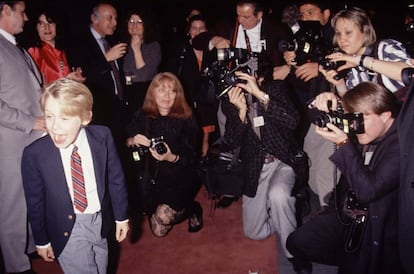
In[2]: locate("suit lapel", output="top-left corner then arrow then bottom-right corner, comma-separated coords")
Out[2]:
85,127 -> 106,200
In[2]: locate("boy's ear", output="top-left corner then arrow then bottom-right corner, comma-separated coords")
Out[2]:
82,111 -> 93,126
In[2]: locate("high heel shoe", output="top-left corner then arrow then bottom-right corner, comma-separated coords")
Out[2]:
188,201 -> 203,233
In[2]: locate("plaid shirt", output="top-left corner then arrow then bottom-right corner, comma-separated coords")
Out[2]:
222,80 -> 305,197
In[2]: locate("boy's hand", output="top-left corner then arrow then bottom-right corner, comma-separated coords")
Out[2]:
115,222 -> 129,242
37,246 -> 55,262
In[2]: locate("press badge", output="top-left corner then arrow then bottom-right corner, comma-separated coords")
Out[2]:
253,116 -> 265,127
364,151 -> 373,165
260,39 -> 267,51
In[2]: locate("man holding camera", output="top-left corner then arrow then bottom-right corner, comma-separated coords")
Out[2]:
282,1 -> 336,212
192,0 -> 291,208
287,82 -> 404,274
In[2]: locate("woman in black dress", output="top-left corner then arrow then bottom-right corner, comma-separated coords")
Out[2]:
126,72 -> 202,236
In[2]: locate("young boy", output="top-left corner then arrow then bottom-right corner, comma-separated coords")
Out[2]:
22,78 -> 129,273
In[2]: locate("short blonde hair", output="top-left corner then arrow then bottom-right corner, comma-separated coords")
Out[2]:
331,7 -> 377,48
40,78 -> 93,123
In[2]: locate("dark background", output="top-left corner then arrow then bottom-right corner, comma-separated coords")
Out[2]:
19,0 -> 413,48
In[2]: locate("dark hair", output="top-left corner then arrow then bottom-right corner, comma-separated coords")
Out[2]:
120,9 -> 160,44
30,9 -> 66,50
236,1 -> 265,16
296,0 -> 330,12
342,82 -> 400,118
0,1 -> 22,11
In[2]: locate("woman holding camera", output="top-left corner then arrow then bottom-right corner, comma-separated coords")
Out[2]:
319,7 -> 411,97
126,72 -> 203,236
287,82 -> 405,274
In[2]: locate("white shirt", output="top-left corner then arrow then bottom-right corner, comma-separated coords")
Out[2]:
235,20 -> 263,53
0,28 -> 16,45
60,128 -> 101,214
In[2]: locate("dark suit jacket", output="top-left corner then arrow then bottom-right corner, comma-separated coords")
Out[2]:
22,125 -> 129,257
398,80 -> 414,273
66,29 -> 126,131
329,122 -> 402,274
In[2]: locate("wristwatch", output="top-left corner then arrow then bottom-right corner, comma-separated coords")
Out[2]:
260,93 -> 270,104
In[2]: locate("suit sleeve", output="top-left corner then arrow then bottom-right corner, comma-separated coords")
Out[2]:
21,146 -> 50,246
105,127 -> 129,221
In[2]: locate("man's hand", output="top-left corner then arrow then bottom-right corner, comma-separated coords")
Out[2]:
115,222 -> 129,242
105,43 -> 128,62
273,65 -> 291,80
211,36 -> 230,49
37,246 -> 55,262
33,116 -> 46,131
295,62 -> 319,81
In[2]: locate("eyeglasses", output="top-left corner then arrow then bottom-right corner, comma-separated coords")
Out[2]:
128,19 -> 143,25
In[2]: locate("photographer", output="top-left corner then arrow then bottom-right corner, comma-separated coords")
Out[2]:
281,1 -> 337,212
126,72 -> 203,237
319,7 -> 411,98
221,69 -> 309,273
287,82 -> 404,274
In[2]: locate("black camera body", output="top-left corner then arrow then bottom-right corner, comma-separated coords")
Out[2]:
203,47 -> 257,98
278,20 -> 328,65
131,136 -> 167,162
310,101 -> 365,135
320,58 -> 346,71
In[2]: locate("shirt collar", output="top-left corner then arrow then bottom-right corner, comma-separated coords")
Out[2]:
0,28 -> 17,45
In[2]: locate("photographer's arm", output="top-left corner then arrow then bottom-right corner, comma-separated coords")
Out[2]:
228,88 -> 247,122
327,52 -> 410,82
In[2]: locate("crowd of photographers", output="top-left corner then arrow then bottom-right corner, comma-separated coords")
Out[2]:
188,1 -> 414,273
3,0 -> 414,273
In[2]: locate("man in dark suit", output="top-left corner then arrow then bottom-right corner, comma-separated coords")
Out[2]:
67,2 -> 128,152
192,0 -> 291,69
0,1 -> 45,273
398,68 -> 414,273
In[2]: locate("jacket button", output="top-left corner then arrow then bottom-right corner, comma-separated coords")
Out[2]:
64,232 -> 69,237
68,215 -> 73,220
373,241 -> 379,246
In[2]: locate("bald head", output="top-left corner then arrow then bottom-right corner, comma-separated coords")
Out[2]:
90,3 -> 117,37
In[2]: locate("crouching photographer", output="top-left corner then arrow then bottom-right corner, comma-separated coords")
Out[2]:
286,82 -> 405,274
220,67 -> 310,273
126,72 -> 203,237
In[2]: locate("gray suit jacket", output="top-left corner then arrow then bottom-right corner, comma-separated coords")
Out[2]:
0,32 -> 43,271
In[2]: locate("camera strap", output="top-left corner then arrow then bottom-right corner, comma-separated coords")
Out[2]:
243,29 -> 252,53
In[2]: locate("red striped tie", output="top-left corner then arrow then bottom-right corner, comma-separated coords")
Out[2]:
71,145 -> 87,212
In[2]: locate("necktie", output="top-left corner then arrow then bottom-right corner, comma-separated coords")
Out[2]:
243,29 -> 252,53
100,37 -> 124,100
71,145 -> 87,212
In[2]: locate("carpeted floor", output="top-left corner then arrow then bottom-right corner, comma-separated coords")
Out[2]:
32,187 -> 279,274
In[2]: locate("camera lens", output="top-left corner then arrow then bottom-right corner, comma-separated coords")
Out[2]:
154,143 -> 167,155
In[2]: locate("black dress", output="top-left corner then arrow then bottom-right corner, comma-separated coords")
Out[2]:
126,110 -> 201,214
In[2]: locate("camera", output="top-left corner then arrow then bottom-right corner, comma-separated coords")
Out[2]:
278,20 -> 328,65
131,145 -> 149,162
217,47 -> 250,63
150,136 -> 167,155
309,100 -> 365,135
319,58 -> 349,80
401,67 -> 414,86
202,47 -> 257,98
131,136 -> 167,162
319,58 -> 346,71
